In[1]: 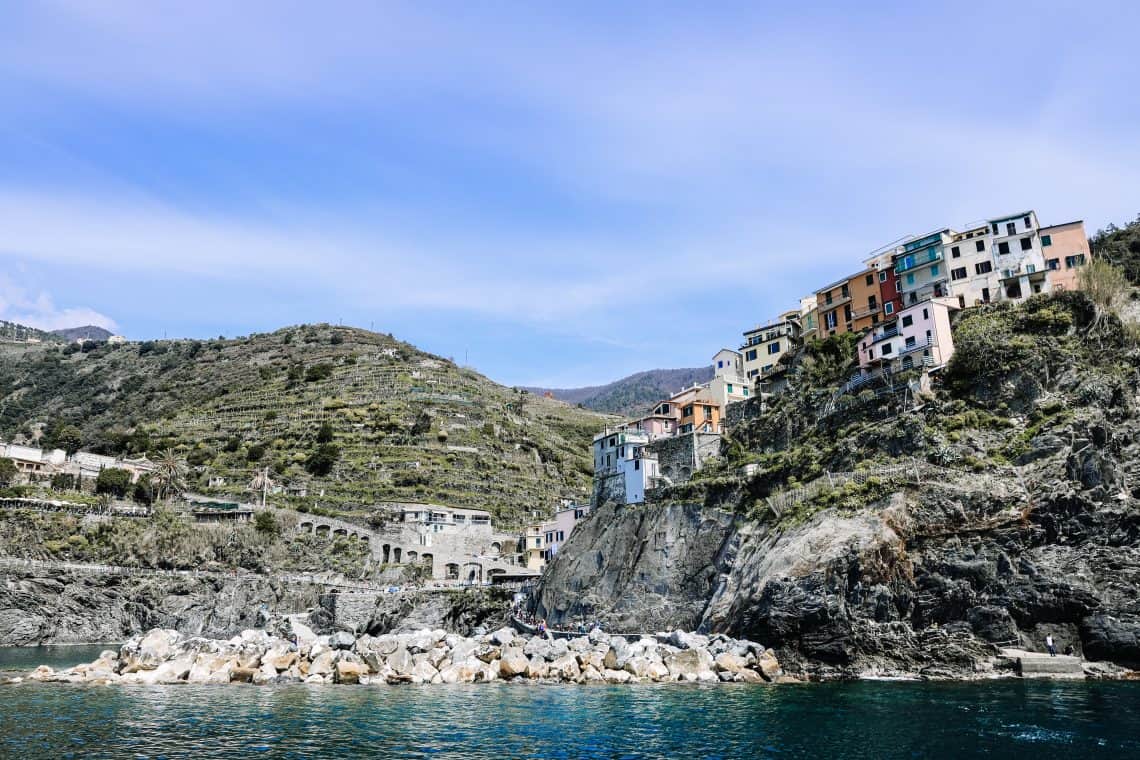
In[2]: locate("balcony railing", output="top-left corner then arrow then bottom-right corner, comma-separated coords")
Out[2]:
899,337 -> 935,356
894,248 -> 943,274
870,325 -> 899,344
849,305 -> 879,320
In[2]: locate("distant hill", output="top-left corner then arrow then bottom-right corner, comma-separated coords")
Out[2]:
0,324 -> 608,526
50,325 -> 114,342
0,320 -> 63,344
527,366 -> 714,417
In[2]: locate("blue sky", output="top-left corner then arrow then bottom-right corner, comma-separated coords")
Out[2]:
1,2 -> 1138,387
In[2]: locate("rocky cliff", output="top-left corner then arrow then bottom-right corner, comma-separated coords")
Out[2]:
536,291 -> 1140,678
0,569 -> 320,646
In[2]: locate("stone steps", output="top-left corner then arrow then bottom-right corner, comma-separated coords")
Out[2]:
999,648 -> 1084,678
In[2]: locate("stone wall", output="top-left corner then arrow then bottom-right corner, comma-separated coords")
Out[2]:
592,471 -> 627,508
646,433 -> 722,485
725,397 -> 765,429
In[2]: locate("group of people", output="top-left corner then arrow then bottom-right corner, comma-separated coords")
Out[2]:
1044,635 -> 1076,657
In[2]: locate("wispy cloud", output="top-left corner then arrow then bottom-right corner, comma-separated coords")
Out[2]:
0,274 -> 117,332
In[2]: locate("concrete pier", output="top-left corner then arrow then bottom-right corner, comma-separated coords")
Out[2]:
1000,648 -> 1085,678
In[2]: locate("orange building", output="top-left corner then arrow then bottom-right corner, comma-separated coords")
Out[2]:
1040,220 -> 1090,292
678,398 -> 720,434
816,268 -> 880,336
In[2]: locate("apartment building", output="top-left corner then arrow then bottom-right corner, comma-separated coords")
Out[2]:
1039,220 -> 1091,292
707,349 -> 751,407
945,224 -> 997,307
742,311 -> 803,379
894,229 -> 952,308
848,267 -> 883,333
857,297 -> 959,374
989,210 -> 1050,301
864,248 -> 903,322
798,295 -> 820,342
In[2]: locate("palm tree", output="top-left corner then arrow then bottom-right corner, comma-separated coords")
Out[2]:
153,449 -> 188,501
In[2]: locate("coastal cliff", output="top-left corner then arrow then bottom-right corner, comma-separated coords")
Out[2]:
536,292 -> 1140,678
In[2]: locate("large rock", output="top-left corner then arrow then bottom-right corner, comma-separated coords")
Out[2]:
499,651 -> 529,678
335,659 -> 367,685
664,648 -> 715,680
121,629 -> 182,672
387,646 -> 414,676
549,653 -> 581,681
330,631 -> 355,650
756,649 -> 782,681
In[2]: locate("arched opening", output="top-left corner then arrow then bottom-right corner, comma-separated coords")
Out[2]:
680,466 -> 692,480
463,562 -> 482,583
445,563 -> 460,580
421,553 -> 434,575
406,550 -> 418,563
382,544 -> 391,563
315,524 -> 331,537
333,527 -> 348,537
299,521 -> 314,533
393,547 -> 402,563
489,542 -> 501,556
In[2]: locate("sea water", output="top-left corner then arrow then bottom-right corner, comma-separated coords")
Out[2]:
2,646 -> 1138,758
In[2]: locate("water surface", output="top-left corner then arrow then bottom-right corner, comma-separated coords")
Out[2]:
2,648 -> 1137,758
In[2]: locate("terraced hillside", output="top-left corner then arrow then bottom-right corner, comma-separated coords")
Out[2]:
0,324 -> 611,526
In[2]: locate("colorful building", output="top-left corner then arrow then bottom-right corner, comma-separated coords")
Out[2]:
1039,220 -> 1091,292
988,210 -> 1050,301
944,224 -> 997,308
741,311 -> 802,379
857,297 -> 959,374
707,349 -> 751,407
894,229 -> 952,308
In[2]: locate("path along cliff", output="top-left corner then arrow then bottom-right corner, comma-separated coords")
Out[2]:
535,292 -> 1140,679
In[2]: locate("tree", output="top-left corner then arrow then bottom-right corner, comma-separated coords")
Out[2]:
316,421 -> 334,443
254,510 -> 279,536
132,475 -> 155,506
305,363 -> 333,382
47,424 -> 84,456
50,473 -> 76,491
95,468 -> 132,498
305,444 -> 340,476
246,443 -> 266,462
152,449 -> 188,501
0,458 -> 18,487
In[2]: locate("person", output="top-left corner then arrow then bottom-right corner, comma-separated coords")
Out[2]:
537,619 -> 546,635
1045,634 -> 1057,657
1064,644 -> 1075,657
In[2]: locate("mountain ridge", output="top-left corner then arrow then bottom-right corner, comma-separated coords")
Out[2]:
524,366 -> 714,417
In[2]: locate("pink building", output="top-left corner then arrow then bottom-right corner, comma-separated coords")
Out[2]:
857,297 -> 959,374
1039,220 -> 1090,292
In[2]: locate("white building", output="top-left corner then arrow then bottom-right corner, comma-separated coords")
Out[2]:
707,349 -> 751,407
945,224 -> 998,307
988,210 -> 1050,302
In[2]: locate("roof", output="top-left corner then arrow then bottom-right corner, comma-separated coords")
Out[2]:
712,348 -> 741,358
987,210 -> 1034,224
1039,220 -> 1084,231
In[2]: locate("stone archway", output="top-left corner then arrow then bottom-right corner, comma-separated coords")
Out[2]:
490,542 -> 501,556
445,563 -> 460,580
463,562 -> 482,583
421,553 -> 434,575
393,547 -> 402,563
382,544 -> 391,563
299,521 -> 314,533
406,550 -> 418,564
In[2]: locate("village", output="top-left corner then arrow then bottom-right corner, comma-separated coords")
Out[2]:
0,208 -> 1095,586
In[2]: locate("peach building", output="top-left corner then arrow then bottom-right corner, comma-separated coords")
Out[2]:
1039,220 -> 1090,292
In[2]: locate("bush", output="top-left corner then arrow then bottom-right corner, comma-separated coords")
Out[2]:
305,444 -> 339,476
0,458 -> 17,487
254,511 -> 280,536
246,444 -> 267,462
316,422 -> 334,443
305,363 -> 334,382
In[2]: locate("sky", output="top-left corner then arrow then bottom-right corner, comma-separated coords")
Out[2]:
1,1 -> 1138,387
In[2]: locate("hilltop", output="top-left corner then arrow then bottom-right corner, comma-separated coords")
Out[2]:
526,366 -> 714,417
0,320 -> 63,344
0,324 -> 611,526
50,325 -> 114,342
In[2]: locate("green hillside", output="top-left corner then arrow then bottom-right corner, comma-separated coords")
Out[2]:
1091,214 -> 1140,284
0,324 -> 610,526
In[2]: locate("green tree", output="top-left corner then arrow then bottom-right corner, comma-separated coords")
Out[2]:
246,443 -> 266,462
316,421 -> 334,443
132,475 -> 155,506
305,443 -> 339,476
50,473 -> 76,491
48,424 -> 84,455
305,363 -> 333,382
95,468 -> 132,498
254,510 -> 279,536
0,458 -> 18,487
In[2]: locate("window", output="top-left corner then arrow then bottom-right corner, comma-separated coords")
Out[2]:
905,336 -> 916,349
717,360 -> 723,369
726,383 -> 733,393
825,311 -> 837,329
825,292 -> 833,305
767,341 -> 780,355
743,388 -> 749,397
951,266 -> 968,281
1047,258 -> 1060,270
868,348 -> 874,359
884,302 -> 894,315
1065,254 -> 1086,268
975,261 -> 993,275
1026,264 -> 1036,274
1023,215 -> 1031,228
998,241 -> 1010,255
745,349 -> 757,361
951,246 -> 960,258
1006,222 -> 1016,236
981,287 -> 990,302
865,273 -> 874,286
901,315 -> 914,327
868,296 -> 877,309
976,240 -> 985,252
634,460 -> 640,470
1020,237 -> 1032,251
991,223 -> 999,234
922,308 -> 929,319
682,404 -> 694,417
1041,234 -> 1052,247
841,284 -> 849,298
879,271 -> 888,282
906,273 -> 915,285
704,406 -> 713,420
843,305 -> 852,322
930,264 -> 939,276
882,343 -> 893,355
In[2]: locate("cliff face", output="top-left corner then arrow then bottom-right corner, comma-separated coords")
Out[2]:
536,292 -> 1140,677
0,570 -> 320,646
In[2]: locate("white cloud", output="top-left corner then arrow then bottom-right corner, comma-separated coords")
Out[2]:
0,275 -> 118,332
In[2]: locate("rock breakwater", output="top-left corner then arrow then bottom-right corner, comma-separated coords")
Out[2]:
16,623 -> 786,686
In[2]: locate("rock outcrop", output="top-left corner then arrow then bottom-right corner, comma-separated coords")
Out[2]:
24,626 -> 784,686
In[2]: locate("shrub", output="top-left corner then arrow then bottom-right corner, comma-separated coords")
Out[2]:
95,468 -> 132,498
305,363 -> 333,382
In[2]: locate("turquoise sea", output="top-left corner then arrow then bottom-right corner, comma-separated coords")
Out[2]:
2,646 -> 1138,759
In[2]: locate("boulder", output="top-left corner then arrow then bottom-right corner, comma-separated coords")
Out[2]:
188,653 -> 235,684
335,659 -> 367,685
526,656 -> 549,679
664,648 -> 715,680
474,644 -> 501,664
604,668 -> 632,683
330,631 -> 355,650
387,646 -> 414,676
309,651 -> 336,677
230,667 -> 257,683
549,654 -> 581,681
490,628 -> 516,647
666,630 -> 709,651
714,652 -> 748,673
411,660 -> 439,684
122,629 -> 182,672
737,669 -> 765,684
756,649 -> 782,681
499,651 -> 529,678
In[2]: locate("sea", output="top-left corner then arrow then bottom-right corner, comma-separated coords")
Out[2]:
1,645 -> 1138,759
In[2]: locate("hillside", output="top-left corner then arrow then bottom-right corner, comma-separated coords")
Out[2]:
527,366 -> 714,417
0,320 -> 62,344
538,289 -> 1140,677
50,325 -> 114,342
0,324 -> 611,526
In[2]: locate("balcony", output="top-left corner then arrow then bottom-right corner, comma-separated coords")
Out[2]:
849,305 -> 879,320
870,325 -> 899,344
895,248 -> 943,274
899,337 -> 935,356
